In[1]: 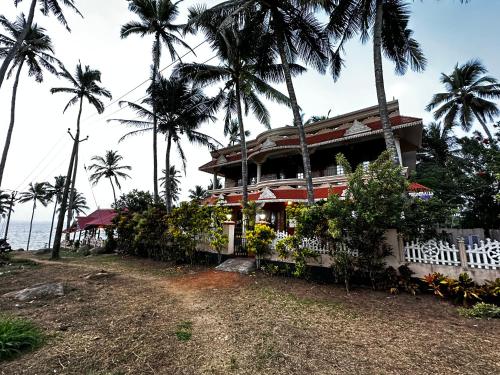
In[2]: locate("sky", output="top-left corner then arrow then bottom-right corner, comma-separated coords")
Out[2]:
0,0 -> 499,222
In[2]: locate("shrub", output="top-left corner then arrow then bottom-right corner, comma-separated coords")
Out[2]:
458,303 -> 500,319
246,224 -> 275,269
0,316 -> 44,360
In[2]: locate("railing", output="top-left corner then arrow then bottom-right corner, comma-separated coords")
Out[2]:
404,238 -> 500,270
271,231 -> 359,256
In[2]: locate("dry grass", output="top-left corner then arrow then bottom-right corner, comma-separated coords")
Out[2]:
0,252 -> 499,375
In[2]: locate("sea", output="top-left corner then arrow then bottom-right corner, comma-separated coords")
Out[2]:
1,221 -> 53,250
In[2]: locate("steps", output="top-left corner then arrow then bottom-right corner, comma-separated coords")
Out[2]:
215,258 -> 256,274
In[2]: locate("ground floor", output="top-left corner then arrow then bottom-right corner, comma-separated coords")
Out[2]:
1,253 -> 499,374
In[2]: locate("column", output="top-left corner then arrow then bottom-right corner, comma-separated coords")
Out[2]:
256,163 -> 262,183
223,221 -> 235,255
213,171 -> 218,190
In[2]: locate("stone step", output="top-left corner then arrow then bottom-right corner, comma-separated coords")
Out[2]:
215,258 -> 256,274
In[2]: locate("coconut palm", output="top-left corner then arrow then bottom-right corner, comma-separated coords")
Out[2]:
88,150 -> 132,206
0,15 -> 60,188
46,175 -> 65,249
0,0 -> 81,90
18,182 -> 50,251
0,190 -> 13,219
180,7 -> 297,212
225,119 -> 250,147
304,109 -> 332,125
426,60 -> 500,142
204,1 -> 331,205
160,165 -> 181,204
50,62 -> 112,259
189,185 -> 208,202
121,0 -> 193,202
208,177 -> 223,191
66,190 -> 89,218
110,74 -> 219,213
326,0 -> 426,164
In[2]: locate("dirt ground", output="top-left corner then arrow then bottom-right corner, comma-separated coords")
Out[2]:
1,252 -> 499,375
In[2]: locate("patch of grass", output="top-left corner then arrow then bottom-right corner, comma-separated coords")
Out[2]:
0,257 -> 39,277
229,355 -> 239,371
458,303 -> 500,319
175,321 -> 192,342
0,316 -> 44,361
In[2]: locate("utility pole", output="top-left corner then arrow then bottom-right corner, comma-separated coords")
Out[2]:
3,191 -> 16,240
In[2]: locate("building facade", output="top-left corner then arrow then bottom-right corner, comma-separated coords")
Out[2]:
200,100 -> 427,233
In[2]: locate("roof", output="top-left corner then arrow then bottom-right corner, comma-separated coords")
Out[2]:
200,100 -> 423,173
76,209 -> 118,230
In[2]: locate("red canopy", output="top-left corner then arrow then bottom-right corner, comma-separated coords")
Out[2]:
76,209 -> 118,230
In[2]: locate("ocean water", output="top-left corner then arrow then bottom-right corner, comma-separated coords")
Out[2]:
1,221 -> 53,250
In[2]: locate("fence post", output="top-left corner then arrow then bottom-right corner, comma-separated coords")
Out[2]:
223,221 -> 235,255
397,233 -> 405,263
457,237 -> 468,270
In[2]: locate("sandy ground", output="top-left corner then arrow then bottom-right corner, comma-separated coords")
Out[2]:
1,252 -> 499,375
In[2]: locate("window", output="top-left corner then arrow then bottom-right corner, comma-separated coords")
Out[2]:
297,172 -> 304,179
336,165 -> 344,175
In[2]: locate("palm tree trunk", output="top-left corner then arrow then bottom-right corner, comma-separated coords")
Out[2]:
234,79 -> 248,208
48,195 -> 59,249
51,98 -> 83,260
373,0 -> 400,165
151,33 -> 160,202
108,177 -> 117,206
473,111 -> 494,143
26,198 -> 36,251
276,32 -> 315,205
0,60 -> 24,188
65,97 -> 83,240
165,132 -> 173,213
0,0 -> 36,90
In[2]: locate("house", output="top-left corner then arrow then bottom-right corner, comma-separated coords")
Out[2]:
200,100 -> 427,233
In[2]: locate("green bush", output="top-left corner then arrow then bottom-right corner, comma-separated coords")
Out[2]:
458,303 -> 500,319
0,316 -> 44,361
246,224 -> 276,269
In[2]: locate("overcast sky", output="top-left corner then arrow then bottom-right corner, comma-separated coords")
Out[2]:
0,0 -> 499,222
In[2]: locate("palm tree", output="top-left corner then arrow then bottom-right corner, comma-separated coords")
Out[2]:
208,177 -> 223,191
326,0 -> 426,164
18,182 -> 49,250
180,7 -> 296,212
225,119 -> 250,147
121,0 -> 193,202
46,175 -> 65,249
304,109 -> 332,125
50,62 -> 112,259
418,122 -> 458,166
88,150 -> 132,206
110,74 -> 219,213
160,165 -> 181,204
66,190 -> 89,218
189,185 -> 208,202
0,0 -> 81,90
206,1 -> 331,205
426,60 -> 500,142
0,190 -> 13,219
0,15 -> 60,188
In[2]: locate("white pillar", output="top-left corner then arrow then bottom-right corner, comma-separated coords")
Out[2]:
395,137 -> 403,167
213,172 -> 218,190
223,221 -> 235,255
256,163 -> 262,183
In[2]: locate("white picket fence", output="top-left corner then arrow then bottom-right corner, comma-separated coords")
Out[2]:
272,231 -> 358,256
404,238 -> 500,270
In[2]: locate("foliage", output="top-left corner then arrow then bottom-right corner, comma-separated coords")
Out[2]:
104,227 -> 117,253
208,206 -> 230,264
242,201 -> 258,231
175,321 -> 192,342
113,190 -> 154,213
88,150 -> 131,203
246,224 -> 275,269
458,303 -> 500,319
0,316 -> 44,361
188,185 -> 208,202
330,248 -> 356,292
275,236 -> 318,278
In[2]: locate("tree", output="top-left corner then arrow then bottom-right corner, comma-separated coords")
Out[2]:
0,0 -> 81,90
0,190 -> 13,219
18,182 -> 49,250
327,0 -> 426,164
225,119 -> 250,147
181,6 -> 295,211
426,60 -> 500,142
46,175 -> 65,249
121,0 -> 193,202
50,62 -> 111,259
304,109 -> 332,125
88,150 -> 132,206
0,15 -> 60,188
113,189 -> 154,213
208,177 -> 222,190
188,185 -> 208,202
207,1 -> 330,205
160,165 -> 181,204
66,190 -> 89,218
111,74 -> 219,213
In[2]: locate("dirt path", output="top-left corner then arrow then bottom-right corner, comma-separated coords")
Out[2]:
1,253 -> 499,374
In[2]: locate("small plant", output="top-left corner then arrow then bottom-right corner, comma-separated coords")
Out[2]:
331,248 -> 356,292
175,321 -> 192,342
246,224 -> 276,269
0,316 -> 44,360
458,303 -> 500,319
